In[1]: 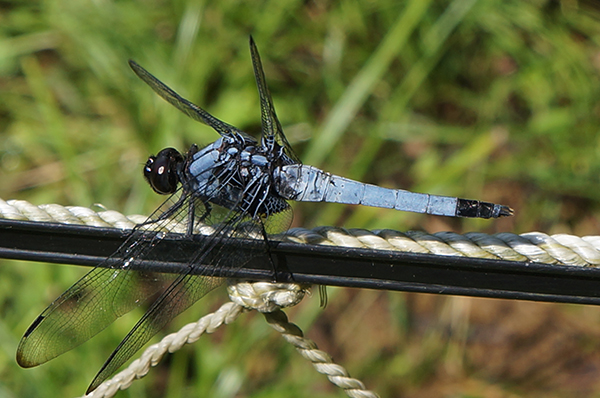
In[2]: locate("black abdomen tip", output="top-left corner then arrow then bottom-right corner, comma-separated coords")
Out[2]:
497,205 -> 514,218
457,199 -> 514,219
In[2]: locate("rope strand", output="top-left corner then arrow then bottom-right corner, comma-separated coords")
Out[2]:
79,302 -> 244,398
263,309 -> 379,398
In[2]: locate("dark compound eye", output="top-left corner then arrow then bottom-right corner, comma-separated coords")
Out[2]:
143,148 -> 184,194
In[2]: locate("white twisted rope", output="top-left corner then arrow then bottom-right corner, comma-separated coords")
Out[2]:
80,301 -> 243,398
3,198 -> 600,398
230,283 -> 380,397
263,309 -> 379,398
3,198 -> 600,266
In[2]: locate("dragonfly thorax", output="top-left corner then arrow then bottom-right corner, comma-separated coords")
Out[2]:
185,134 -> 288,218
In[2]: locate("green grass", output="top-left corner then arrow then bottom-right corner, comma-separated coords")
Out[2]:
2,0 -> 600,397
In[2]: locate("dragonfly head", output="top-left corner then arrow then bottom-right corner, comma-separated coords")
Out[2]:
144,148 -> 184,194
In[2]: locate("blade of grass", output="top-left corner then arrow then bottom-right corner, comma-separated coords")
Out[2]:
302,0 -> 433,167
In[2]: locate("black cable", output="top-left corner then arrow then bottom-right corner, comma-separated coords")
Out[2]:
2,218 -> 600,305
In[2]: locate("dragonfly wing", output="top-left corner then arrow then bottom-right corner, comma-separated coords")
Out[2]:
17,192 -> 204,367
249,37 -> 301,164
129,60 -> 244,138
16,266 -> 176,367
87,271 -> 223,393
85,206 -> 280,391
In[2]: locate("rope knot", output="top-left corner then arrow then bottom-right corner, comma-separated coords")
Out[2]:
227,281 -> 309,312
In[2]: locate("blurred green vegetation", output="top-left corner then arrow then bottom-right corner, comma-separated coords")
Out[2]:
2,0 -> 600,397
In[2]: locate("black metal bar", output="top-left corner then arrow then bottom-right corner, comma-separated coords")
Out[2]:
2,218 -> 600,305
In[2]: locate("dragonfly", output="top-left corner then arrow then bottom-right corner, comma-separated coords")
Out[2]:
16,37 -> 513,393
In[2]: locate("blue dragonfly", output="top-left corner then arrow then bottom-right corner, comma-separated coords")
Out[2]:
17,37 -> 512,393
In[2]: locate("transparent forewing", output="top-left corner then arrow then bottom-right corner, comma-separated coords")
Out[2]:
83,201 -> 293,391
129,60 -> 244,138
16,267 -> 175,367
16,193 -> 200,368
87,216 -> 250,391
249,37 -> 300,164
86,198 -> 292,391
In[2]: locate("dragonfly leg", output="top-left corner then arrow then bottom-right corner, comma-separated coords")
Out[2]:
186,197 -> 213,236
186,199 -> 196,237
257,221 -> 280,282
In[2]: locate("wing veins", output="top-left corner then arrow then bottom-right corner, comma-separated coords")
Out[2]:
248,37 -> 300,163
129,60 -> 244,137
16,193 -> 196,367
87,207 -> 258,392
